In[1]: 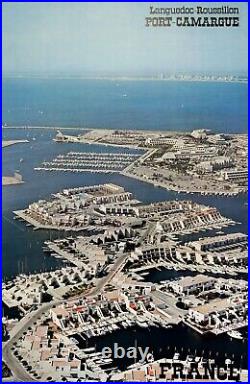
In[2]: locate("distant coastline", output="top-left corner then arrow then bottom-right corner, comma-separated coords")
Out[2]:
2,126 -> 248,136
2,75 -> 248,84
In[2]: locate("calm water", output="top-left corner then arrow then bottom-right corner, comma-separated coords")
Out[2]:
73,325 -> 248,369
143,268 -> 248,284
2,78 -> 248,132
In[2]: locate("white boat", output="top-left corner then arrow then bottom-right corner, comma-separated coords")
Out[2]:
70,337 -> 79,345
82,347 -> 95,353
227,330 -> 243,340
127,362 -> 143,370
136,318 -> 148,328
173,353 -> 180,361
140,272 -> 149,277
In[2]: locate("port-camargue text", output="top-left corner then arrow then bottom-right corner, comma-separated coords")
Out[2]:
145,5 -> 240,27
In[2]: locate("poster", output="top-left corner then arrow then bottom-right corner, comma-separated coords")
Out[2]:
2,2 -> 248,382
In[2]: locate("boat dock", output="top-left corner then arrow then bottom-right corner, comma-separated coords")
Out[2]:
35,151 -> 142,173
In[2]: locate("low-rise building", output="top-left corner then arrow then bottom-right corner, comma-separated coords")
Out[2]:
168,275 -> 216,295
221,169 -> 248,184
50,306 -> 70,330
188,294 -> 247,328
145,137 -> 177,147
188,233 -> 248,252
191,129 -> 210,140
196,157 -> 233,173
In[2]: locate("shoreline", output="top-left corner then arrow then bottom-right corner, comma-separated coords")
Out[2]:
2,177 -> 24,186
3,76 -> 248,84
2,139 -> 29,148
2,126 -> 247,136
13,209 -> 96,232
121,169 -> 245,197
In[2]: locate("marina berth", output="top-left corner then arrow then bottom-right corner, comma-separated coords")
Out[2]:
3,129 -> 248,382
36,129 -> 248,196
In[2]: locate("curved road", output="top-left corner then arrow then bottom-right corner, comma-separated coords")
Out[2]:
3,253 -> 129,382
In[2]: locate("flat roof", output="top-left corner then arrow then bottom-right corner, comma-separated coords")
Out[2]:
190,233 -> 247,246
51,306 -> 70,317
192,298 -> 231,315
176,274 -> 215,288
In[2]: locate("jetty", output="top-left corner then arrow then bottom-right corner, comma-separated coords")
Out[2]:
2,172 -> 24,186
35,151 -> 142,173
2,139 -> 29,148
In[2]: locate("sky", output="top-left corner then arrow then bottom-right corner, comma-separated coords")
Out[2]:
2,2 -> 248,75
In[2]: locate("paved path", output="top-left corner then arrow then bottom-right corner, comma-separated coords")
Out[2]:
3,301 -> 61,382
151,289 -> 187,319
3,252 -> 129,381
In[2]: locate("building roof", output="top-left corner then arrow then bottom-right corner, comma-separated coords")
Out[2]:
192,298 -> 231,315
35,325 -> 48,337
104,289 -> 122,302
176,275 -> 215,289
51,306 -> 70,317
190,232 -> 246,247
40,348 -> 52,361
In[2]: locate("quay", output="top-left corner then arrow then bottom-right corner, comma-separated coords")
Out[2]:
34,167 -> 117,173
35,150 -> 142,173
2,139 -> 29,148
13,209 -> 96,231
121,168 -> 242,196
3,173 -> 24,186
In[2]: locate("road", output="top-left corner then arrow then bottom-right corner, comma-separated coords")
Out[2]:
2,301 -> 62,382
89,252 -> 129,296
2,253 -> 129,382
151,289 -> 187,319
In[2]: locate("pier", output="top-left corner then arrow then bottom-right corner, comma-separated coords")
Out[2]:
2,139 -> 29,148
35,151 -> 142,173
2,172 -> 24,186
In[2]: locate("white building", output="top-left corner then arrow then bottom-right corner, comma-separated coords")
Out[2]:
50,306 -> 70,330
188,295 -> 247,325
188,233 -> 248,252
207,133 -> 227,145
191,129 -> 210,140
221,169 -> 248,184
169,275 -> 216,295
145,137 -> 177,147
196,157 -> 233,173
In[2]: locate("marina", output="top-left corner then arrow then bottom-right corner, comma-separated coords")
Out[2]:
2,126 -> 248,382
2,128 -> 248,283
2,5 -> 248,380
34,150 -> 142,173
72,325 -> 248,371
50,129 -> 247,196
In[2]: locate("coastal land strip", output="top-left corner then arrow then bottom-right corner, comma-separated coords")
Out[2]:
2,139 -> 29,148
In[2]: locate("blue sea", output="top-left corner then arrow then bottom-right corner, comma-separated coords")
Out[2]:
2,78 -> 248,132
